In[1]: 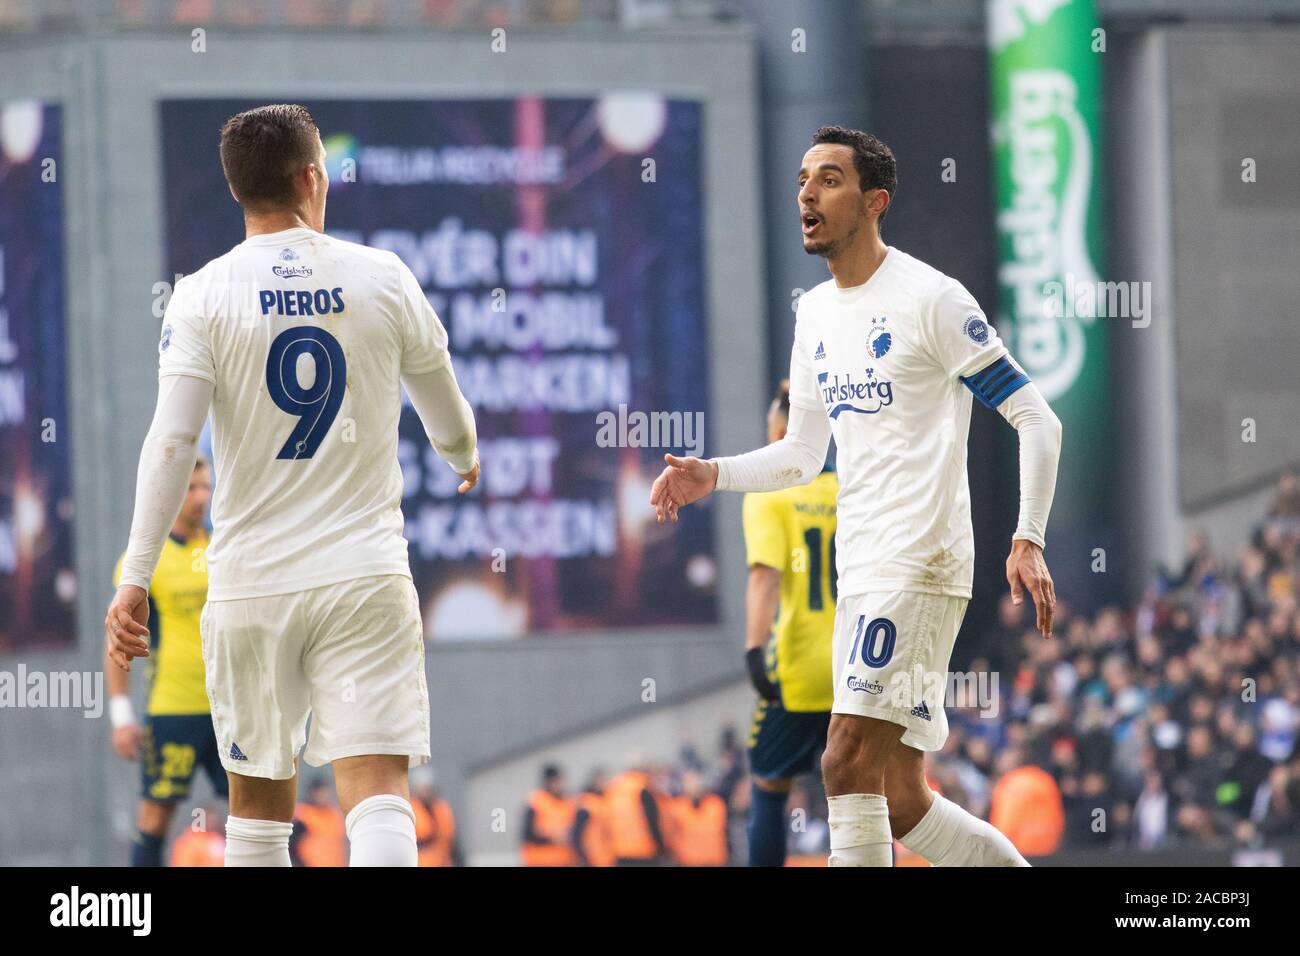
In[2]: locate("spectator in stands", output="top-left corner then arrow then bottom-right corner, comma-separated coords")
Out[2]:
572,768 -> 615,867
1269,471 -> 1300,519
1132,770 -> 1171,850
1251,763 -> 1298,838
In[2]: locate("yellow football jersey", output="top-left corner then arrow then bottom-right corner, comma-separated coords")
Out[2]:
742,470 -> 838,712
113,532 -> 210,715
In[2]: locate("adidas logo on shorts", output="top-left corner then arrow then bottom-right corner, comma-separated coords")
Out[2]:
909,701 -> 932,721
229,741 -> 249,761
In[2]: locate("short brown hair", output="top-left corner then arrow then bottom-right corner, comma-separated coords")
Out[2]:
219,104 -> 320,209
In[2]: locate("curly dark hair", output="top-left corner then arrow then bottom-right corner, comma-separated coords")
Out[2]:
219,104 -> 321,210
810,126 -> 897,226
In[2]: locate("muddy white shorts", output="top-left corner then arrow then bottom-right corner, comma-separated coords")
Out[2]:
831,591 -> 969,752
200,573 -> 431,780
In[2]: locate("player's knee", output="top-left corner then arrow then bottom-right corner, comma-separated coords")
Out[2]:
821,734 -> 870,791
333,753 -> 411,817
820,740 -> 860,791
822,717 -> 896,791
228,774 -> 296,823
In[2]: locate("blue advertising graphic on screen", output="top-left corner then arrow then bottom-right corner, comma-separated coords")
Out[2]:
0,101 -> 74,651
161,97 -> 716,639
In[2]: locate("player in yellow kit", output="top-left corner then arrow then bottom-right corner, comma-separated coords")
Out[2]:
743,380 -> 837,866
107,456 -> 223,866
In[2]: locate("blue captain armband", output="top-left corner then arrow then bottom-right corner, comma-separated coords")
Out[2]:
961,355 -> 1030,409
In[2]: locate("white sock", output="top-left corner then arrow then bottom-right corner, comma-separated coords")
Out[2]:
898,794 -> 1029,867
827,793 -> 893,867
345,794 -> 418,867
224,816 -> 292,867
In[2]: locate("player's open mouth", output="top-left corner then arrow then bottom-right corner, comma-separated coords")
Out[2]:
801,212 -> 821,235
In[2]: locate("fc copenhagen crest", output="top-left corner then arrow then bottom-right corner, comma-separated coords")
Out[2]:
868,317 -> 892,360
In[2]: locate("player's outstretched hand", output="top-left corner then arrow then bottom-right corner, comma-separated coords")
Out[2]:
105,584 -> 151,671
650,453 -> 718,523
1006,539 -> 1056,639
456,451 -> 480,494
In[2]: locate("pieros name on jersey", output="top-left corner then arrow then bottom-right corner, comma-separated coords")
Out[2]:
258,287 -> 345,317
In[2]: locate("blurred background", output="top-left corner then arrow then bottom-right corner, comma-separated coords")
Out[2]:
0,0 -> 1298,865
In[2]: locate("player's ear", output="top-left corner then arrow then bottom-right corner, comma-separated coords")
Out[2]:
868,188 -> 890,222
228,183 -> 240,205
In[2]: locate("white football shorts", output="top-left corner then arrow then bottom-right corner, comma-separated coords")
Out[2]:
201,573 -> 431,780
831,591 -> 969,752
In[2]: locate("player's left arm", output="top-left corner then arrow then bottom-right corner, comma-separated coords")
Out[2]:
395,257 -> 480,493
106,373 -> 214,670
994,383 -> 1062,638
924,280 -> 1062,638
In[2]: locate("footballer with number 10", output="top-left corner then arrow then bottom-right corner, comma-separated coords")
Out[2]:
652,127 -> 1062,867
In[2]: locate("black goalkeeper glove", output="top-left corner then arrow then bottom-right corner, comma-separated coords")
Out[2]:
746,646 -> 781,703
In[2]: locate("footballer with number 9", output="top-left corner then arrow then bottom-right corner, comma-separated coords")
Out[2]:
104,104 -> 479,867
652,127 -> 1062,867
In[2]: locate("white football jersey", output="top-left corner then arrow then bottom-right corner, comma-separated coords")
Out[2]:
158,226 -> 450,601
789,247 -> 1029,600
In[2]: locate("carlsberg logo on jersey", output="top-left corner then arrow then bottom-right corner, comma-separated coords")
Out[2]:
818,370 -> 893,418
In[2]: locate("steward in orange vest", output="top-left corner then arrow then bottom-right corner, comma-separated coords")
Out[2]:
667,772 -> 729,866
604,768 -> 667,865
412,794 -> 458,867
572,771 -> 616,867
521,764 -> 578,867
292,781 -> 347,867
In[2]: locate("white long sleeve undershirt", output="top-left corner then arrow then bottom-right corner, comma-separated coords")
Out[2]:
711,383 -> 1062,548
402,360 -> 478,477
996,381 -> 1062,548
117,373 -> 213,591
713,403 -> 832,493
